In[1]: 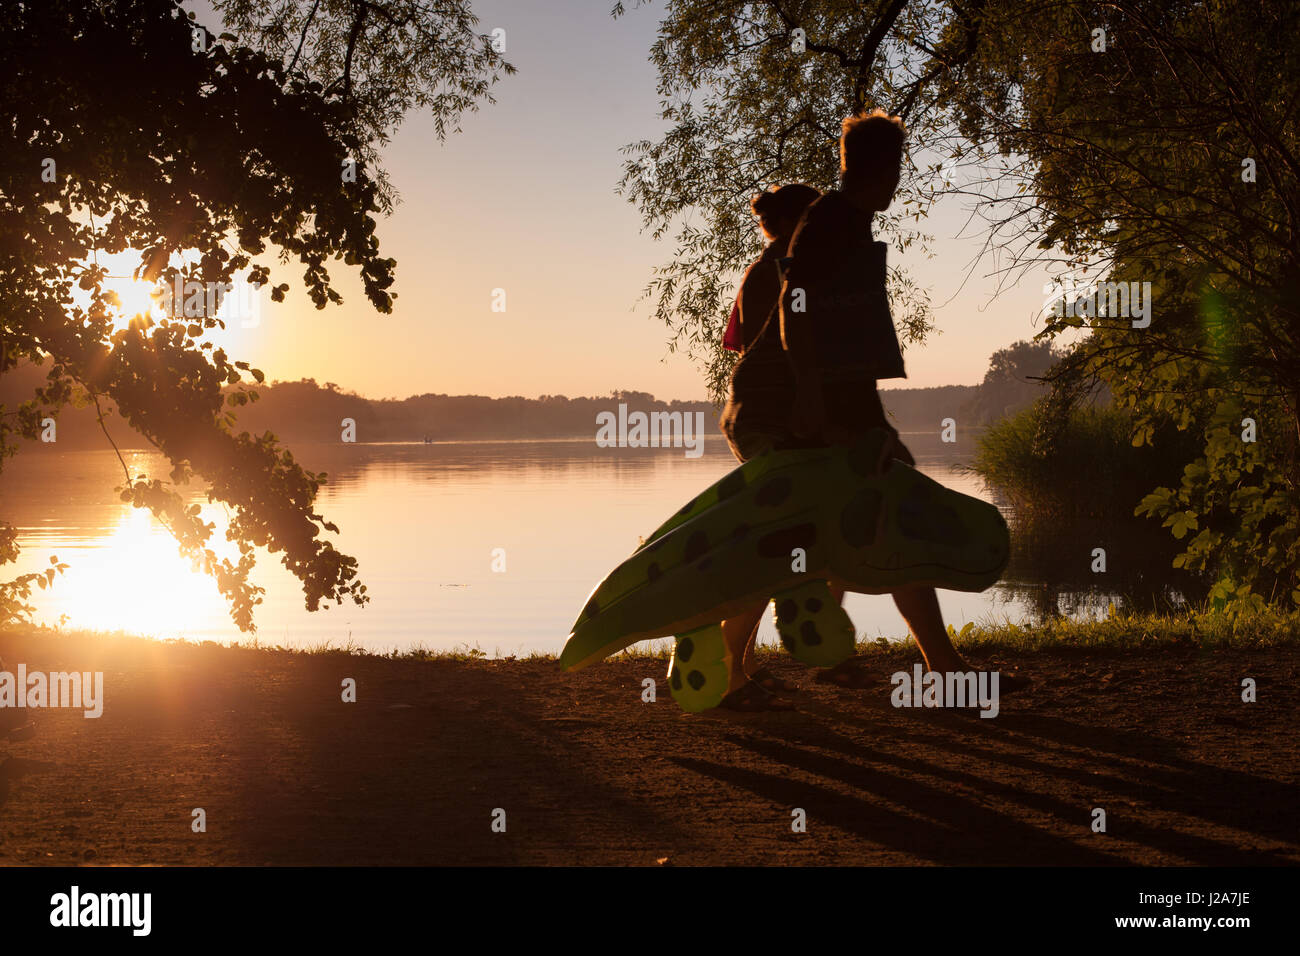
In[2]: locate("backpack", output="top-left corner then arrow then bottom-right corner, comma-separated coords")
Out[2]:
784,238 -> 906,380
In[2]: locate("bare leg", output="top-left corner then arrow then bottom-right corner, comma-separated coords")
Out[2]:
891,585 -> 967,672
722,602 -> 766,692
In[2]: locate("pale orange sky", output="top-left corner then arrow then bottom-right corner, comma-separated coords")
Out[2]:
188,0 -> 1055,402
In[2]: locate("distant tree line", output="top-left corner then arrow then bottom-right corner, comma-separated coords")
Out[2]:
3,350 -> 1064,449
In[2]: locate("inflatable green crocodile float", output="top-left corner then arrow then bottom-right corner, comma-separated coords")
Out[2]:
560,428 -> 1009,711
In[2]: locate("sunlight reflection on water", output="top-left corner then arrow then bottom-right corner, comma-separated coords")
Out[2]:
2,434 -> 1147,655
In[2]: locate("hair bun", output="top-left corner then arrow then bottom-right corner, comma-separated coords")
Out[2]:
751,184 -> 819,221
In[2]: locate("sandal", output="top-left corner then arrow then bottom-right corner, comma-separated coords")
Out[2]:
815,655 -> 875,689
750,666 -> 799,694
720,679 -> 795,712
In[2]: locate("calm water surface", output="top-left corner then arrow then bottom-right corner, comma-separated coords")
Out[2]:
1,433 -> 1179,655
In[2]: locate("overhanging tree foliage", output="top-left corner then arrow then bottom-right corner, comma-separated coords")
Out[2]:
931,0 -> 1299,607
0,0 -> 512,628
618,0 -> 1298,607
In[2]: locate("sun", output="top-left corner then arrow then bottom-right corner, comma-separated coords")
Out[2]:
78,249 -> 261,342
104,274 -> 166,327
78,249 -> 168,330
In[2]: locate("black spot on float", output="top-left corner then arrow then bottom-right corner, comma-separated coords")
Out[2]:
898,484 -> 969,546
804,597 -> 823,613
800,620 -> 823,646
755,475 -> 793,507
647,562 -> 662,582
684,529 -> 709,562
584,599 -> 600,618
687,670 -> 706,690
717,470 -> 746,500
776,598 -> 798,623
757,524 -> 816,559
697,557 -> 713,571
677,636 -> 694,662
731,523 -> 751,542
840,487 -> 884,548
670,668 -> 682,691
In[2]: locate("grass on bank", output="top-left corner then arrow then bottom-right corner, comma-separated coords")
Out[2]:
965,400 -> 1202,525
4,604 -> 1299,666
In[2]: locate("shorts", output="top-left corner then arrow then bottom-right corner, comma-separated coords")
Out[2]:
721,368 -> 909,465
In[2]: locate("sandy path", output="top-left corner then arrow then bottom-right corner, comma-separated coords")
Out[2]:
1,631 -> 1297,866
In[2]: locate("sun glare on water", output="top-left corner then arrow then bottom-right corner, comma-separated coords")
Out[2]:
35,506 -> 236,638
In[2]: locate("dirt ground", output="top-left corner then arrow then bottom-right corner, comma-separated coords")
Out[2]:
1,629 -> 1297,866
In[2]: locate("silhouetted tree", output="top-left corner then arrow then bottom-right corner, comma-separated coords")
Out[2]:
968,340 -> 1060,423
0,0 -> 512,628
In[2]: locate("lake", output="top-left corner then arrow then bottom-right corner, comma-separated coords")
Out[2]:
0,432 -> 1189,655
